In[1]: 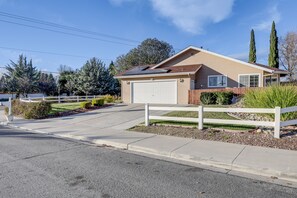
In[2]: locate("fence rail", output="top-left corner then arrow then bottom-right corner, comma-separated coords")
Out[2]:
20,95 -> 103,103
145,104 -> 297,139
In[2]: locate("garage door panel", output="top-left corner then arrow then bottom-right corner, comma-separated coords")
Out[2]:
132,80 -> 177,104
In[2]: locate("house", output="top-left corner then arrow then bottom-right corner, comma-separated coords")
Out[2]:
115,46 -> 288,104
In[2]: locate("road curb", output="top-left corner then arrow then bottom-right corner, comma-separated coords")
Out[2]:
4,122 -> 297,184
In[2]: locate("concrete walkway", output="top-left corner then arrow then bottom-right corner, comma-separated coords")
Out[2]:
5,104 -> 297,183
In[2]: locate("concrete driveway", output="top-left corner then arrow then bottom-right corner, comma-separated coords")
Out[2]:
8,103 -> 156,137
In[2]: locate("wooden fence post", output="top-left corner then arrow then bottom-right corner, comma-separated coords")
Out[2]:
58,96 -> 61,103
274,106 -> 281,138
145,103 -> 149,126
77,96 -> 79,102
198,105 -> 203,130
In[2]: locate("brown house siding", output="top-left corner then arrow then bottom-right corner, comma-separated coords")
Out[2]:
121,75 -> 191,104
158,49 -> 265,88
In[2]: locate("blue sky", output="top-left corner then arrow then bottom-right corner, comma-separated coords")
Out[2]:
0,0 -> 296,73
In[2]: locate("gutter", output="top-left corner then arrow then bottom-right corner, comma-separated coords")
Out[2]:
114,71 -> 197,79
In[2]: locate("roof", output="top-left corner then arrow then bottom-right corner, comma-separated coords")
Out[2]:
250,62 -> 288,73
151,46 -> 289,74
115,64 -> 202,79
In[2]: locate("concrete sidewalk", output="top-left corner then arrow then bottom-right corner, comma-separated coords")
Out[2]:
4,104 -> 297,183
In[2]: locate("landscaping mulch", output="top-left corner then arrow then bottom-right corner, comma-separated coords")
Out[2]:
129,125 -> 297,151
46,104 -> 113,118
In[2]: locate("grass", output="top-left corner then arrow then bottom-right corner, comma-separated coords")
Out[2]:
153,105 -> 255,131
164,110 -> 236,120
49,102 -> 81,115
149,120 -> 255,131
164,105 -> 237,120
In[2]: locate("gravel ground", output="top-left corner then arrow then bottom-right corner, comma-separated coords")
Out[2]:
130,125 -> 297,151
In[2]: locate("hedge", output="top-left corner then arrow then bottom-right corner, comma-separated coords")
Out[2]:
80,101 -> 92,109
92,98 -> 104,106
7,99 -> 51,119
200,92 -> 216,105
103,95 -> 115,103
200,91 -> 234,105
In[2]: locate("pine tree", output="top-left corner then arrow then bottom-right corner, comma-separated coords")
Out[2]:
5,54 -> 39,97
77,57 -> 111,95
268,21 -> 279,68
47,73 -> 57,95
249,29 -> 257,63
108,61 -> 117,76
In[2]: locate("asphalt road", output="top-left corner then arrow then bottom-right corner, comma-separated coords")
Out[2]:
0,126 -> 296,198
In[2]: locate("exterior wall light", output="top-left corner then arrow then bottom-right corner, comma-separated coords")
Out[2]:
126,81 -> 130,85
180,79 -> 184,83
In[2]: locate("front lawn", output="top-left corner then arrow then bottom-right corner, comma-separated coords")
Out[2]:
50,102 -> 81,115
164,110 -> 236,120
156,105 -> 255,130
149,120 -> 255,131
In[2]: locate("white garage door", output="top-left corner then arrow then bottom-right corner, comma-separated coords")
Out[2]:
132,80 -> 177,104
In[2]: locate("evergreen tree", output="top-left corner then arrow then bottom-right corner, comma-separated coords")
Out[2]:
64,72 -> 78,95
268,21 -> 279,68
115,38 -> 175,72
107,61 -> 120,95
77,57 -> 110,95
57,65 -> 75,95
38,72 -> 48,94
108,61 -> 117,76
38,72 -> 57,96
249,29 -> 257,63
47,73 -> 57,95
0,76 -> 6,92
5,55 -> 39,97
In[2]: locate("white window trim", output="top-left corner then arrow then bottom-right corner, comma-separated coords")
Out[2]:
207,75 -> 228,88
238,73 -> 261,88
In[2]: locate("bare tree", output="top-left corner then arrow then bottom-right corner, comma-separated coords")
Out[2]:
279,32 -> 297,81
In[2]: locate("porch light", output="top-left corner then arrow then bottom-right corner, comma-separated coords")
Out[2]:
180,79 -> 184,83
126,81 -> 130,85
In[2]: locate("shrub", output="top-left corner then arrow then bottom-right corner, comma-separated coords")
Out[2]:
24,102 -> 52,119
4,106 -> 8,115
103,95 -> 115,103
215,92 -> 233,105
92,98 -> 104,106
80,101 -> 92,109
200,92 -> 216,105
9,99 -> 51,119
244,86 -> 297,120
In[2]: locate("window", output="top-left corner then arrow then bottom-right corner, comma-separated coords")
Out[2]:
239,74 -> 259,87
264,76 -> 278,86
190,80 -> 195,90
208,75 -> 227,87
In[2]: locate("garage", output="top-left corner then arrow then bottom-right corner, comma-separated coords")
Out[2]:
131,80 -> 177,104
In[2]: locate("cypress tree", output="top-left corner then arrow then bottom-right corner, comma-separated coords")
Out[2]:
249,29 -> 257,63
268,21 -> 279,68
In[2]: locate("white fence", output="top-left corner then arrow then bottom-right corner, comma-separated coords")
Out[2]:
20,95 -> 103,103
145,104 -> 297,139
